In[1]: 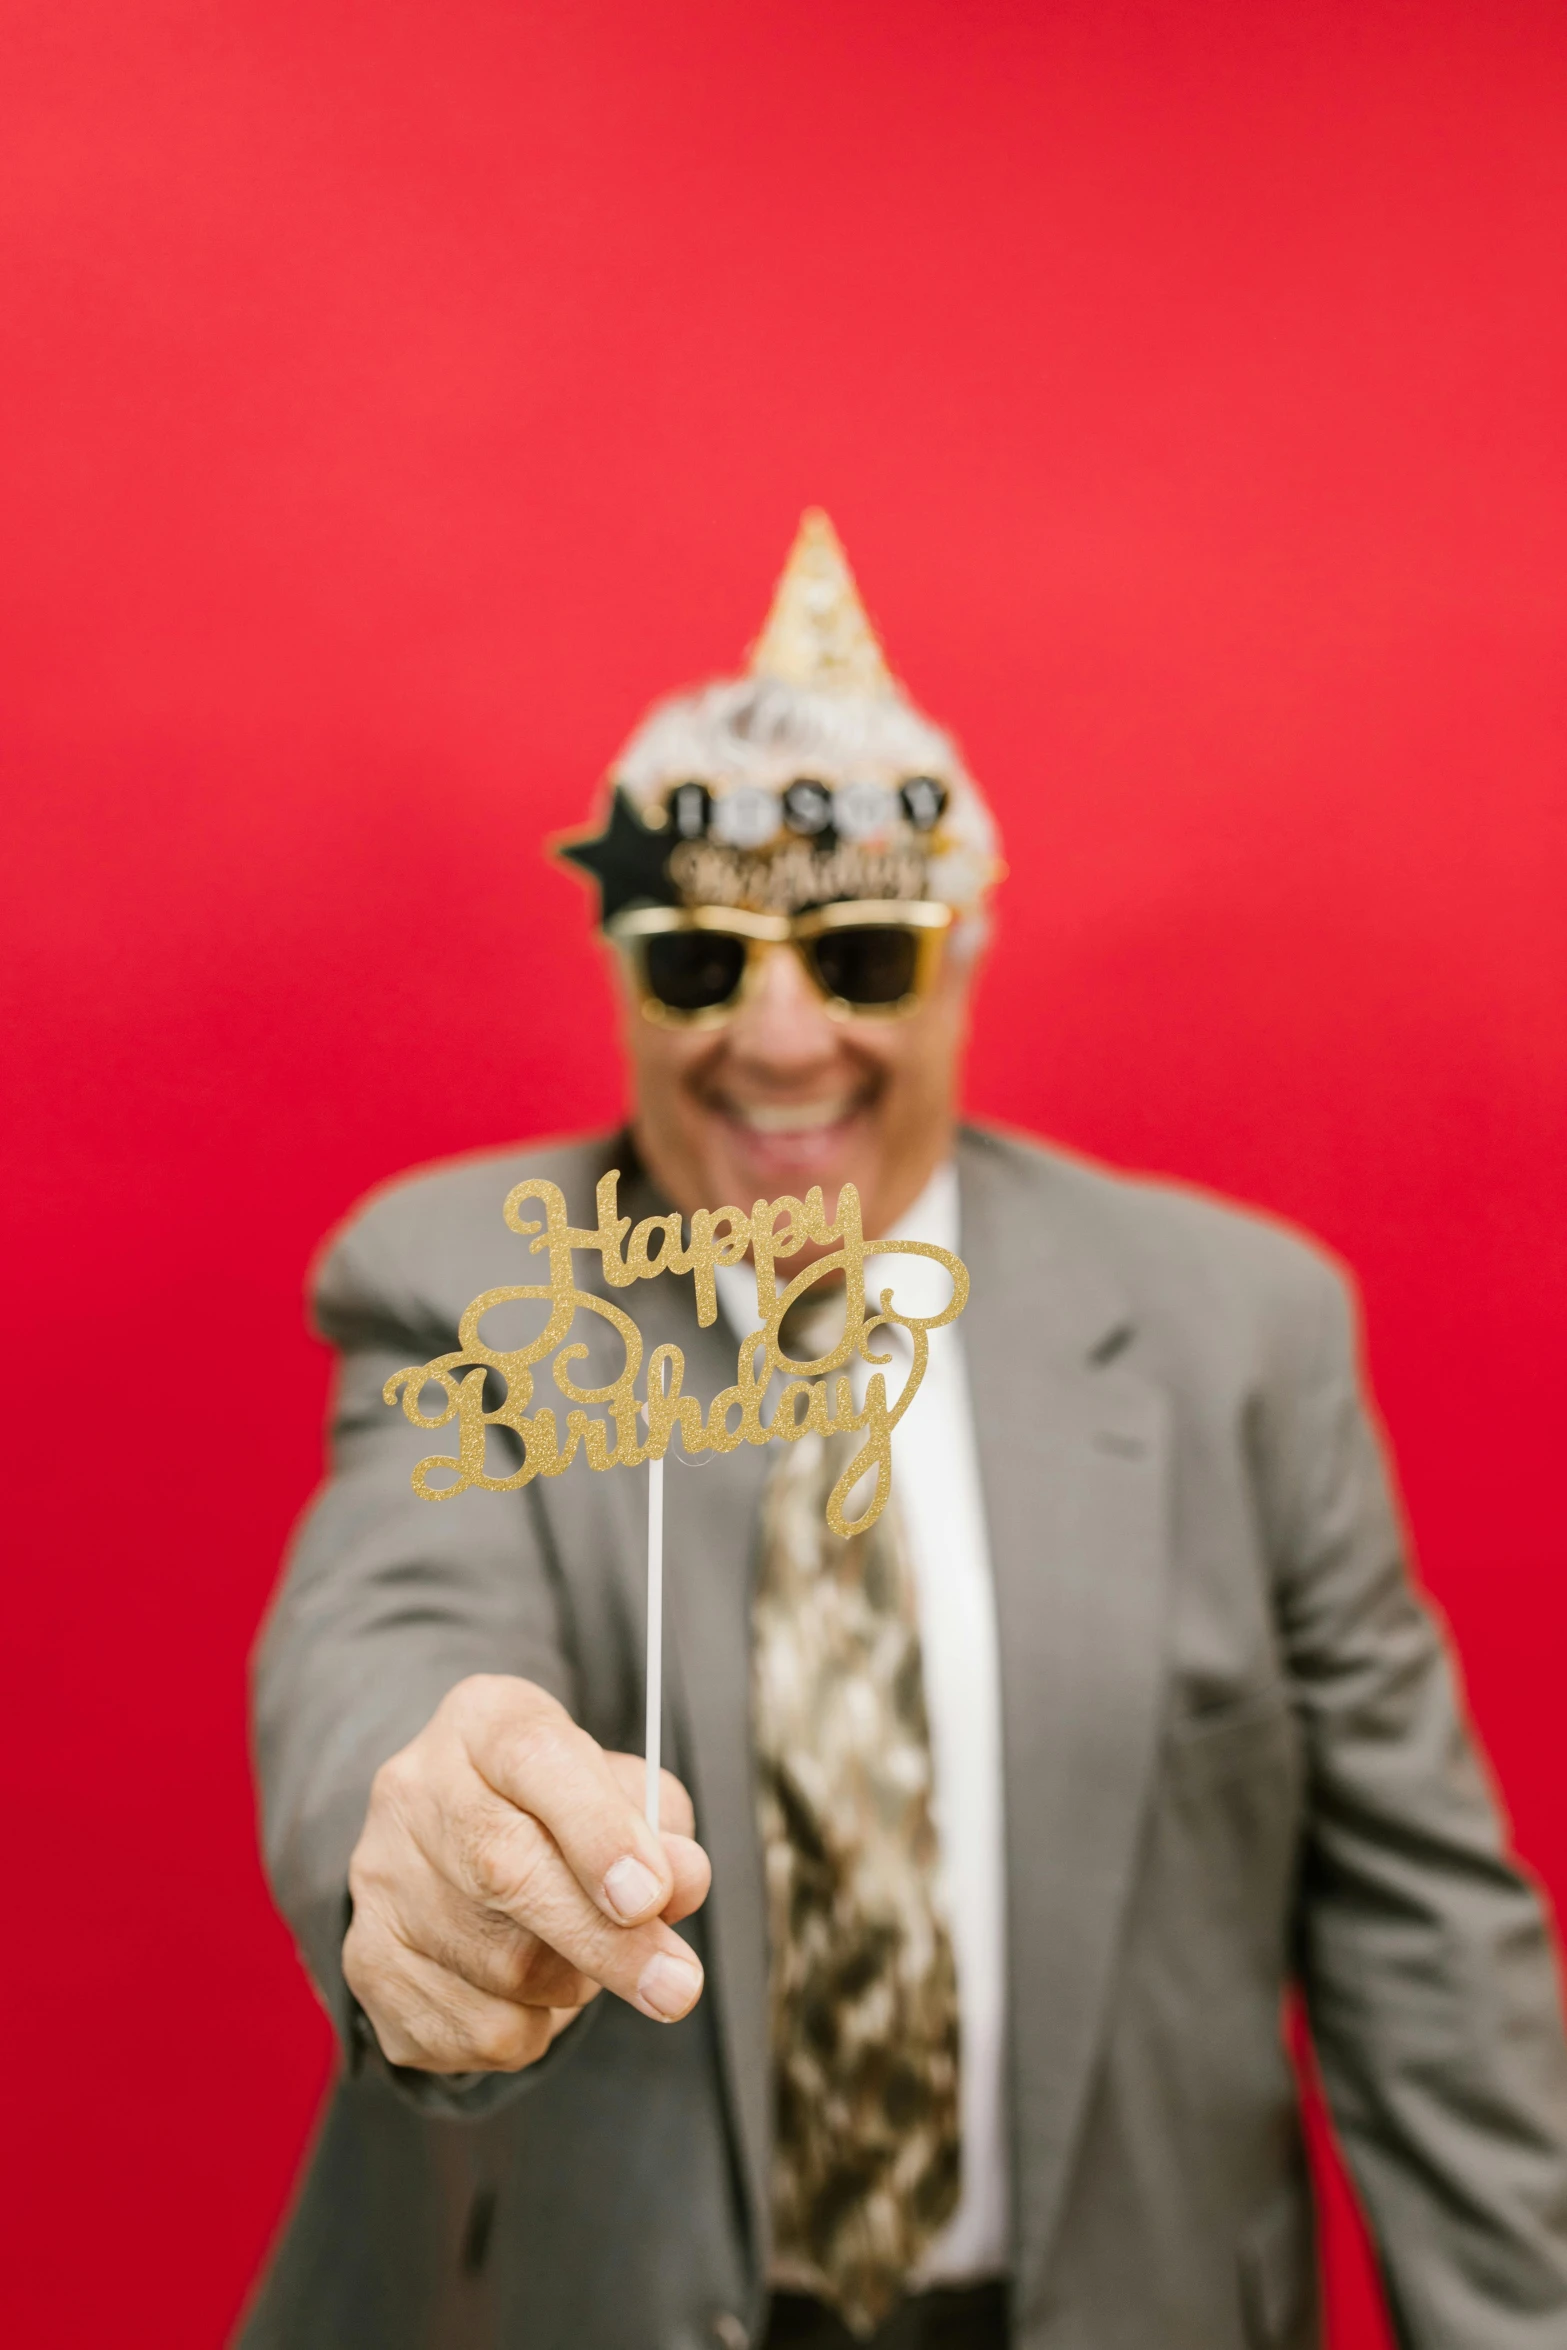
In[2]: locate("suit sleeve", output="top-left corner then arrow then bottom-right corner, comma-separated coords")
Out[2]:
1276,1264 -> 1567,2346
251,1193 -> 582,2086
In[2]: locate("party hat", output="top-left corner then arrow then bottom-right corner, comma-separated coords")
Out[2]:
746,509 -> 895,697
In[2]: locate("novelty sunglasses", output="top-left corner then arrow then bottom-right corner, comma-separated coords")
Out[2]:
607,899 -> 953,1027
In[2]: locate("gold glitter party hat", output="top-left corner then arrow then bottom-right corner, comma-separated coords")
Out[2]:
746,509 -> 895,697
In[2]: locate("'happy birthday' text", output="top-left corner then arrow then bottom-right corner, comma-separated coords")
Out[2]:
382,1173 -> 968,1537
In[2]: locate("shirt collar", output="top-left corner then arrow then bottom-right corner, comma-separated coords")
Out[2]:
714,1159 -> 960,1341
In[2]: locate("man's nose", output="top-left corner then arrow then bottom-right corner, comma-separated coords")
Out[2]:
726,940 -> 843,1073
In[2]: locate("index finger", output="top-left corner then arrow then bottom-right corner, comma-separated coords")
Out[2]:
455,1678 -> 674,1928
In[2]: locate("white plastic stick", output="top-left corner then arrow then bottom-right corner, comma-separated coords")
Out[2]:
644,1444 -> 664,1834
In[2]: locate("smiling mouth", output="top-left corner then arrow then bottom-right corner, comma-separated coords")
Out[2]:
703,1085 -> 876,1140
726,1095 -> 859,1134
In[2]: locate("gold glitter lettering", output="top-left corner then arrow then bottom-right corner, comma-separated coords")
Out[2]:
384,1174 -> 968,1537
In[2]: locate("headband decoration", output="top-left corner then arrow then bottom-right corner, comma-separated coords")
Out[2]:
559,511 -> 990,922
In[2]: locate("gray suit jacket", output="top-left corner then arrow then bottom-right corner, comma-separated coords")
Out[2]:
245,1127 -> 1567,2350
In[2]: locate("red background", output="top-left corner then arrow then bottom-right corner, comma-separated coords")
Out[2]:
2,2 -> 1563,2342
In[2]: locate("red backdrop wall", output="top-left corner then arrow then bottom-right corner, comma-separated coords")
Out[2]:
2,3 -> 1563,2342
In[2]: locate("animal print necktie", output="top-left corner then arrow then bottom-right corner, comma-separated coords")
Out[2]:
753,1421 -> 962,2339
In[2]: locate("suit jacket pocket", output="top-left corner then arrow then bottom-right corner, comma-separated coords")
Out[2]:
1164,1681 -> 1298,1791
1238,2175 -> 1317,2350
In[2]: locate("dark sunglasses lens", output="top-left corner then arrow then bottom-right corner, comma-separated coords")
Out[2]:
809,924 -> 920,1007
642,930 -> 748,1013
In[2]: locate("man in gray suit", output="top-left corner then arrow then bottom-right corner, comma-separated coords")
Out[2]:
248,516 -> 1567,2350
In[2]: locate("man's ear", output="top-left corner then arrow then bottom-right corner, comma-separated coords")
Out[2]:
947,909 -> 991,970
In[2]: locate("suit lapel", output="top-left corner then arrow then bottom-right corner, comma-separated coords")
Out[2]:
958,1136 -> 1170,2306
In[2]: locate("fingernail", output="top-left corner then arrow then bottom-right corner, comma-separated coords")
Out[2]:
636,1950 -> 702,2021
603,1855 -> 662,1922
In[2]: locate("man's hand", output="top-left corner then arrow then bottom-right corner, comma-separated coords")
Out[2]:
344,1675 -> 711,2075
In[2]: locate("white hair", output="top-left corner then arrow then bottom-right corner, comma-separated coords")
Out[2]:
614,673 -> 964,792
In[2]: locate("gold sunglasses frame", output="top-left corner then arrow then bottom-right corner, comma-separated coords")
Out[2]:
607,898 -> 953,1029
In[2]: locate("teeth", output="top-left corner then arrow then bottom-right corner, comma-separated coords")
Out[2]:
732,1097 -> 855,1134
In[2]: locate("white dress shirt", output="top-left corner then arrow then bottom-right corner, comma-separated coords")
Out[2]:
715,1162 -> 1010,2281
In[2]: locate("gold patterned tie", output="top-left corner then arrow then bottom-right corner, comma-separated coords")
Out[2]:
753,1420 -> 962,2339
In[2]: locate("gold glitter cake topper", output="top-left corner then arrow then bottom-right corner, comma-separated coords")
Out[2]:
384,1172 -> 968,1541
